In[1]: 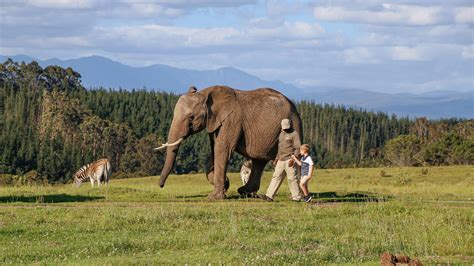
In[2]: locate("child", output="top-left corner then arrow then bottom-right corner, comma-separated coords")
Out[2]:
291,144 -> 314,203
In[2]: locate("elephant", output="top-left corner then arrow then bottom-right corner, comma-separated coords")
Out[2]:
156,85 -> 302,200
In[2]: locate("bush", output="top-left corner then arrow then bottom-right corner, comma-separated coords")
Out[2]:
130,171 -> 148,178
111,171 -> 128,179
0,174 -> 15,186
0,171 -> 47,186
384,135 -> 422,166
422,133 -> 474,166
395,173 -> 412,186
24,170 -> 48,185
111,171 -> 149,179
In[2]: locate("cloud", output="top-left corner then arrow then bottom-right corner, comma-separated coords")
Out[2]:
107,2 -> 186,18
454,6 -> 474,24
427,25 -> 473,44
391,46 -> 424,61
0,0 -> 472,94
314,4 -> 446,26
27,0 -> 96,9
343,47 -> 380,64
86,19 -> 327,55
462,45 -> 474,59
313,2 -> 473,26
141,0 -> 257,8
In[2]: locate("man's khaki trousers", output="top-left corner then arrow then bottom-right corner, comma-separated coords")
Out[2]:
266,159 -> 301,200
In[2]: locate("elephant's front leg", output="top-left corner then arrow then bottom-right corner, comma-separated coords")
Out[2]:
208,143 -> 230,200
206,165 -> 230,192
206,134 -> 230,192
207,133 -> 215,183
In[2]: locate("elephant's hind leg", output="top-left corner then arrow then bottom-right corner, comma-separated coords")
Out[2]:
238,159 -> 267,197
206,164 -> 215,186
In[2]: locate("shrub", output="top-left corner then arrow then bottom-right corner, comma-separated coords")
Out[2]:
0,171 -> 48,186
24,170 -> 47,185
130,171 -> 148,178
384,135 -> 422,166
0,174 -> 15,186
112,171 -> 149,179
395,173 -> 411,185
112,171 -> 129,179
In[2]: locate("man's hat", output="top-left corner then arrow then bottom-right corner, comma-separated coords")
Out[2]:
281,118 -> 291,130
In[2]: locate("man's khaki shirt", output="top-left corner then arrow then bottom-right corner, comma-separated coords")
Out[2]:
276,130 -> 301,161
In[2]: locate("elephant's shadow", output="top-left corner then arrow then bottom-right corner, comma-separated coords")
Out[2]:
310,191 -> 390,203
226,194 -> 255,200
176,194 -> 255,200
0,194 -> 104,203
173,191 -> 390,202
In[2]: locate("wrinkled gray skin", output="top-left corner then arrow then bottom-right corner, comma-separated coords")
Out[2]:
159,85 -> 302,200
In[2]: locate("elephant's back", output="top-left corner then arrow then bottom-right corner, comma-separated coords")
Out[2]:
236,88 -> 294,109
237,87 -> 288,100
235,88 -> 303,159
236,88 -> 301,127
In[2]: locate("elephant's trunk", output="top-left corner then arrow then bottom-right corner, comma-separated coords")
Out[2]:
159,118 -> 187,188
159,143 -> 181,187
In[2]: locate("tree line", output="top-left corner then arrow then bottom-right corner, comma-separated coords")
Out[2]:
1,59 -> 472,184
384,117 -> 473,166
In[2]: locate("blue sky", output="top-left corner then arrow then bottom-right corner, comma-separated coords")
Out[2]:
0,0 -> 473,93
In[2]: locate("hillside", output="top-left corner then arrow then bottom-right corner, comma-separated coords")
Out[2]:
1,59 -> 472,183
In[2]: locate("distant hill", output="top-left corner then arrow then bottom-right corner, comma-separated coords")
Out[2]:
300,88 -> 473,119
1,54 -> 472,119
0,54 -> 300,96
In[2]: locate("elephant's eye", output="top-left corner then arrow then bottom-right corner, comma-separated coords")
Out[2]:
188,115 -> 195,127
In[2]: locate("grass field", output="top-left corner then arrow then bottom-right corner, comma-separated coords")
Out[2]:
1,166 -> 473,264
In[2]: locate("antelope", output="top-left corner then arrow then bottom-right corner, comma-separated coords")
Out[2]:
73,158 -> 111,187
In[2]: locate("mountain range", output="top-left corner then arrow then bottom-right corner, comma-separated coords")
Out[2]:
1,55 -> 472,119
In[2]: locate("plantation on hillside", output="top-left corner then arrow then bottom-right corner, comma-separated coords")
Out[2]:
1,59 -> 472,183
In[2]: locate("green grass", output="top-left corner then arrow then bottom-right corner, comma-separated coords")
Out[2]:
0,165 -> 473,264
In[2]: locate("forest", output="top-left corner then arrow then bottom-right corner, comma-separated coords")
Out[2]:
1,59 -> 472,184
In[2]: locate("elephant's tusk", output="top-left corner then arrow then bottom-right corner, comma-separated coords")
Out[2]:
154,145 -> 167,151
167,138 -> 184,147
154,138 -> 184,151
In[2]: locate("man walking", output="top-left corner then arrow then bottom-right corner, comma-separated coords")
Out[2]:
260,118 -> 302,202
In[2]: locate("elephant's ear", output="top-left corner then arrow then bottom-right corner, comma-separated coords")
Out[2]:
205,86 -> 237,133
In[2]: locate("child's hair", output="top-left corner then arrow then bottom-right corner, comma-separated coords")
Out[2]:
300,144 -> 310,153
